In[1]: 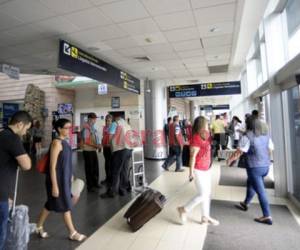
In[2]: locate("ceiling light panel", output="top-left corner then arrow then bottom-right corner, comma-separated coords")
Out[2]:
39,0 -> 92,15
99,0 -> 149,23
164,27 -> 200,42
141,0 -> 191,16
118,18 -> 160,36
154,11 -> 195,31
194,3 -> 236,25
191,0 -> 235,9
64,8 -> 113,29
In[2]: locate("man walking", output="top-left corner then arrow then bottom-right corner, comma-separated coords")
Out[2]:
0,111 -> 32,249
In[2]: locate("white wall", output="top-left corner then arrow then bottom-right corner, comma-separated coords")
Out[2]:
74,87 -> 144,136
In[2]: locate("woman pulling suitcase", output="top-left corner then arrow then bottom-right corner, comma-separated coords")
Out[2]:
35,119 -> 86,242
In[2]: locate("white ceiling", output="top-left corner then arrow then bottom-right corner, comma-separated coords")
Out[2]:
0,0 -> 267,83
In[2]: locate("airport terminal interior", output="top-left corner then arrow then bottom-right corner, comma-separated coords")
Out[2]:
1,0 -> 300,249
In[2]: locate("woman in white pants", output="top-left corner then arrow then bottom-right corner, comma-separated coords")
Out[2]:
177,116 -> 219,226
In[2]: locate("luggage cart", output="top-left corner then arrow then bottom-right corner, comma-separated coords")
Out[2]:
130,146 -> 148,193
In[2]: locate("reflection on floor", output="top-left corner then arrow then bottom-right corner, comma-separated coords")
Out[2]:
77,161 -> 300,250
18,151 -> 163,250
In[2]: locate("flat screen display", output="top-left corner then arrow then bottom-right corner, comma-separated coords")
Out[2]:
58,103 -> 73,114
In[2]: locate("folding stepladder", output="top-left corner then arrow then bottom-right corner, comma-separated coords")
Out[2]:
130,146 -> 148,193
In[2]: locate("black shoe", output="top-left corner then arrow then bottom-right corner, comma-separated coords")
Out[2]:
175,168 -> 185,172
100,180 -> 107,185
94,184 -> 103,189
100,192 -> 115,198
119,189 -> 126,196
254,217 -> 273,225
87,187 -> 98,193
126,186 -> 132,192
235,202 -> 248,211
161,165 -> 169,171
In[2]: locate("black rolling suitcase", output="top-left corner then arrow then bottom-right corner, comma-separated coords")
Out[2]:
124,188 -> 166,232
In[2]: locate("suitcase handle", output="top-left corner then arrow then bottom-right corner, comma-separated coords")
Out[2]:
11,168 -> 20,217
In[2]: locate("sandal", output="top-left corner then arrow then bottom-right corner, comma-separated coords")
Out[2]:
235,202 -> 248,211
69,231 -> 87,242
254,217 -> 273,225
36,226 -> 49,238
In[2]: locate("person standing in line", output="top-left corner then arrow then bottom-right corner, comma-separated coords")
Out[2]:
36,119 -> 86,241
81,113 -> 101,193
164,117 -> 172,146
235,117 -> 274,225
101,114 -> 113,185
100,115 -> 133,198
177,116 -> 219,226
32,120 -> 43,157
229,116 -> 242,149
161,115 -> 184,172
0,111 -> 32,250
211,115 -> 226,159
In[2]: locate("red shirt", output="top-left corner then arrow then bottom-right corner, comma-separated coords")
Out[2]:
102,125 -> 110,147
169,123 -> 183,146
191,132 -> 211,171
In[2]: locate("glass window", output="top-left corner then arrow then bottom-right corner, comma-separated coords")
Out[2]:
286,85 -> 300,201
286,0 -> 300,37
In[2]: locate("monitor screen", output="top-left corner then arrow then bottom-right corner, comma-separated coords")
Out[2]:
57,103 -> 73,114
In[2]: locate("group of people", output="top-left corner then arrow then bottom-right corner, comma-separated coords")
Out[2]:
162,111 -> 274,227
80,112 -> 134,198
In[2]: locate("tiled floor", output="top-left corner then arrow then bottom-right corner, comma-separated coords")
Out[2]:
77,162 -> 300,250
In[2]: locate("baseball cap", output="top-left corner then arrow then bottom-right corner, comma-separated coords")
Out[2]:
88,112 -> 97,119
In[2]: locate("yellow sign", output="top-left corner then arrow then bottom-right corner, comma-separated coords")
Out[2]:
207,83 -> 213,89
71,47 -> 78,59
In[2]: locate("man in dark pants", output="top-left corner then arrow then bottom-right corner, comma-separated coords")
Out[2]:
101,114 -> 113,185
161,115 -> 184,172
100,116 -> 133,198
0,111 -> 32,249
81,113 -> 101,193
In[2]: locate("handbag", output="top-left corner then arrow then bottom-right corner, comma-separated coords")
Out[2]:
226,149 -> 243,167
36,153 -> 49,174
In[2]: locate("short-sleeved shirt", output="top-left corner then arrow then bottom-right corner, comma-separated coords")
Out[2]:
190,132 -> 211,171
109,122 -> 118,135
0,128 -> 26,201
211,119 -> 225,134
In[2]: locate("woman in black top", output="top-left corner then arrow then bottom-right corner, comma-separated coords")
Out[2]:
36,119 -> 86,242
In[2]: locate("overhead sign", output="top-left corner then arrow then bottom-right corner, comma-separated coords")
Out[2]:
200,104 -> 230,110
168,81 -> 241,98
58,40 -> 140,94
111,97 -> 120,109
98,83 -> 108,95
1,64 -> 20,80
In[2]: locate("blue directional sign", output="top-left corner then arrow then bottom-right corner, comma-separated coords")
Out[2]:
168,81 -> 241,98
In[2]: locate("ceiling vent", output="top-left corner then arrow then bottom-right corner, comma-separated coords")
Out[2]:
208,65 -> 229,74
133,56 -> 151,62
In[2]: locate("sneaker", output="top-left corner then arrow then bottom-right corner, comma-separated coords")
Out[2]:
201,216 -> 220,226
177,207 -> 187,225
175,168 -> 185,172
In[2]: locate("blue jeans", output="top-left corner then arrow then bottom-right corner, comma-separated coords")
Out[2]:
162,146 -> 182,170
244,167 -> 271,217
0,201 -> 9,250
